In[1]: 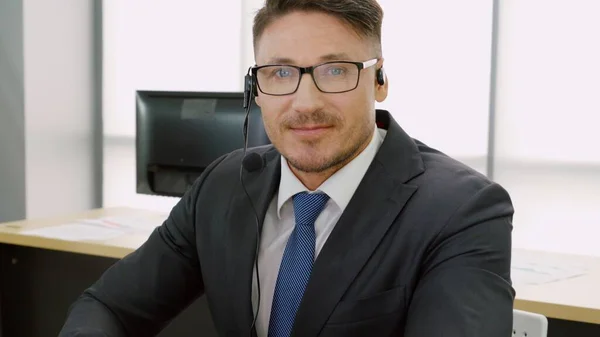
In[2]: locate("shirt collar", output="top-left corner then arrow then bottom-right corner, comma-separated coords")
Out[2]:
277,125 -> 385,219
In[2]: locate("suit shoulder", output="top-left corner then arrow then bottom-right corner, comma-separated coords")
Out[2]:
405,140 -> 513,238
414,140 -> 494,193
408,140 -> 511,216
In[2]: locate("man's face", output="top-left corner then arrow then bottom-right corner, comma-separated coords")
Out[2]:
254,11 -> 388,174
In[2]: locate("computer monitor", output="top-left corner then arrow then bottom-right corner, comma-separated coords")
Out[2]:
136,90 -> 270,197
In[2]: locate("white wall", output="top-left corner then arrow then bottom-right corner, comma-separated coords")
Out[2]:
494,0 -> 600,257
103,0 -> 243,212
23,0 -> 98,219
242,0 -> 264,72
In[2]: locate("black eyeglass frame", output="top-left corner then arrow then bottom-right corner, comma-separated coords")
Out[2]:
251,58 -> 379,96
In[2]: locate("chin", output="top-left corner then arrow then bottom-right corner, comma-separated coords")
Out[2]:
287,159 -> 331,173
285,149 -> 340,173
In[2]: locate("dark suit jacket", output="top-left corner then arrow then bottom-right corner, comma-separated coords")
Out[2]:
60,110 -> 515,337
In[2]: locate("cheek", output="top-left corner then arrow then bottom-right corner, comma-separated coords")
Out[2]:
260,108 -> 285,143
331,94 -> 372,125
261,111 -> 278,135
259,97 -> 291,129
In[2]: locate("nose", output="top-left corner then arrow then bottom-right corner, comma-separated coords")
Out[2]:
291,73 -> 324,113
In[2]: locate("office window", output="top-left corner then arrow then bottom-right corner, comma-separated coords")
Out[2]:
494,1 -> 600,256
376,0 -> 494,174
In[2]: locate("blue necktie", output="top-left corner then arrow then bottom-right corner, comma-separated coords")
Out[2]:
268,192 -> 330,337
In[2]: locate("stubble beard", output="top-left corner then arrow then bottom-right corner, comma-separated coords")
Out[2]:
285,124 -> 373,174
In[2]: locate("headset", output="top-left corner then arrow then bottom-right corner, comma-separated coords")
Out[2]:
241,66 -> 263,335
376,67 -> 385,86
243,68 -> 258,111
239,64 -> 385,334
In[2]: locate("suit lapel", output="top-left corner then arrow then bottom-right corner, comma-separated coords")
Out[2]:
227,149 -> 280,336
293,111 -> 425,336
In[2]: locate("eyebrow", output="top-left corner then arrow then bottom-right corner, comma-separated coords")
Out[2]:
265,52 -> 353,65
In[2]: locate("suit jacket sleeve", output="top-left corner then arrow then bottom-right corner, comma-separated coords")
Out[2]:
58,154 -> 228,337
404,182 -> 515,337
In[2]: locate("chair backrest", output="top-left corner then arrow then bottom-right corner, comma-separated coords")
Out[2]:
513,309 -> 548,337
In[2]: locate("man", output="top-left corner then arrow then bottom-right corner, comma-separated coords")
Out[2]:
60,0 -> 515,336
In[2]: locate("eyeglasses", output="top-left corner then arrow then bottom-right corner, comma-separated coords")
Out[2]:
252,58 -> 378,96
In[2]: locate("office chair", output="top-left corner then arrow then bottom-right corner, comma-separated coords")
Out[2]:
513,309 -> 548,337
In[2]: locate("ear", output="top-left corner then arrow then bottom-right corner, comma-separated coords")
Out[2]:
375,69 -> 388,103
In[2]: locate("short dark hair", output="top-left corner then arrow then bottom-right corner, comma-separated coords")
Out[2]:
252,0 -> 384,57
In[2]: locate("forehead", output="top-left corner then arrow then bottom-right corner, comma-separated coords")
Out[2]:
255,11 -> 373,65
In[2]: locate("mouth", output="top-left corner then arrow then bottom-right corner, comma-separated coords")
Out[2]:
289,125 -> 333,137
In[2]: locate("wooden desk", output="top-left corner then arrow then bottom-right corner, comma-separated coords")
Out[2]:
513,249 -> 600,325
0,207 -> 165,259
1,207 -> 600,334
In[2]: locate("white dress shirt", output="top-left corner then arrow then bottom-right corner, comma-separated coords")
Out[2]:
251,126 -> 387,337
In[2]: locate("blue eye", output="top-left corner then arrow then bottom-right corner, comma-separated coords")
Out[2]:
275,68 -> 292,78
329,67 -> 345,76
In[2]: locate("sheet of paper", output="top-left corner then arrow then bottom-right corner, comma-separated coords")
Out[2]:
511,253 -> 588,286
21,223 -> 128,241
90,214 -> 167,231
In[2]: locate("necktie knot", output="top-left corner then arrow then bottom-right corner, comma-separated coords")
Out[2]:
293,192 -> 330,226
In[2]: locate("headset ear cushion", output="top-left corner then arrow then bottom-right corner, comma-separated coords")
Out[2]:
376,68 -> 385,86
